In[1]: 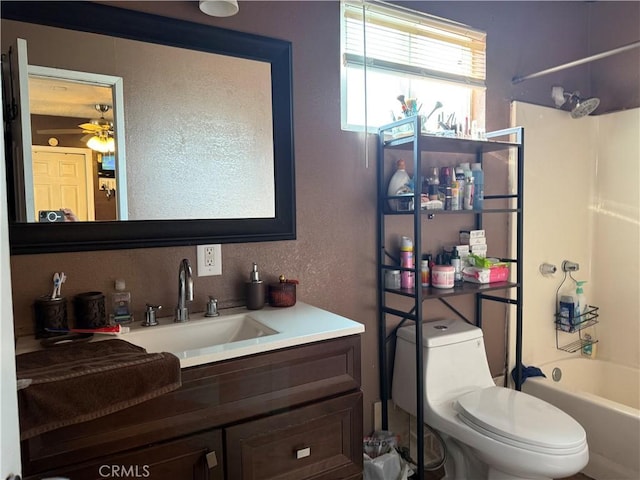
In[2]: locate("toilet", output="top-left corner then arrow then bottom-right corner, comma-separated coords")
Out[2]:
392,318 -> 588,480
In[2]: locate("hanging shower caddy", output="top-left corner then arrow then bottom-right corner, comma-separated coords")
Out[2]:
553,260 -> 599,352
555,305 -> 599,353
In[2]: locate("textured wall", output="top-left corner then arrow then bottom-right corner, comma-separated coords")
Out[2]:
8,1 -> 639,435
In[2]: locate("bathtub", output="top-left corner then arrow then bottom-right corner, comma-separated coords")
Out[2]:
522,357 -> 640,480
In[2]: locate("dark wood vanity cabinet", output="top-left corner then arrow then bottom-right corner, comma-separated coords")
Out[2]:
25,430 -> 224,480
21,335 -> 363,480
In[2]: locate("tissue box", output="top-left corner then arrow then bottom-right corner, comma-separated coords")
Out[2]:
462,265 -> 510,284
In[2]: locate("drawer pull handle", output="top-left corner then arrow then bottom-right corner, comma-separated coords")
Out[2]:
206,451 -> 218,468
296,447 -> 311,459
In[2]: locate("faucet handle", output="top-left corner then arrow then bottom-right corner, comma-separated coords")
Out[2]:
143,304 -> 162,327
205,296 -> 219,317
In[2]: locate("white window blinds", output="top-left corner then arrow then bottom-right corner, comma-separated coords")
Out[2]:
342,0 -> 486,88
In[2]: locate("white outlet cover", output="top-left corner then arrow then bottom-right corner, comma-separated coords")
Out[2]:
197,244 -> 222,276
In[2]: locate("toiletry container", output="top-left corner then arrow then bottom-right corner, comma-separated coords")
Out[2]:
463,176 -> 474,210
431,265 -> 455,288
246,263 -> 265,310
400,236 -> 414,289
455,167 -> 465,209
582,331 -> 597,359
471,163 -> 484,210
450,247 -> 462,285
575,281 -> 587,317
268,275 -> 297,307
34,295 -> 68,338
74,291 -> 107,329
420,258 -> 430,287
110,279 -> 132,324
426,167 -> 440,201
387,159 -> 412,211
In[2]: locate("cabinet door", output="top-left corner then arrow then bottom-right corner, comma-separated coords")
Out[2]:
226,392 -> 362,480
25,430 -> 223,480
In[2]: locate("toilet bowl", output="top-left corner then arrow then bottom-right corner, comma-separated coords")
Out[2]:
392,318 -> 588,480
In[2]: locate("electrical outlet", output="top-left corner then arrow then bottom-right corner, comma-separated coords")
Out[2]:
197,244 -> 222,276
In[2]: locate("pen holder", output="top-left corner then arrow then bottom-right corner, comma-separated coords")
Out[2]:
34,295 -> 68,338
73,292 -> 107,329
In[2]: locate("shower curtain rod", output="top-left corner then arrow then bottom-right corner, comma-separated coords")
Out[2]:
512,40 -> 640,84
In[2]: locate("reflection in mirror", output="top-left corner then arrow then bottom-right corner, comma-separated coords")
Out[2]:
6,21 -> 275,223
28,67 -> 128,222
1,1 -> 295,253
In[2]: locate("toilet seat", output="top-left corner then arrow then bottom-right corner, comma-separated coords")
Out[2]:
455,386 -> 586,455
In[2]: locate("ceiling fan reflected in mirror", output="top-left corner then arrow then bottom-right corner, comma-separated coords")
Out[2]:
81,104 -> 115,152
36,103 -> 115,152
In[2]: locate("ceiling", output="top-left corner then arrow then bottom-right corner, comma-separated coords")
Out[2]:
28,76 -> 113,120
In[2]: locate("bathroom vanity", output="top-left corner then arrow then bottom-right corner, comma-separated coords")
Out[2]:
17,303 -> 364,480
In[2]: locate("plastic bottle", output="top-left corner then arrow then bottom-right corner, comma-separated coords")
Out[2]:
463,176 -> 474,210
400,236 -> 414,289
454,167 -> 465,210
557,279 -> 579,329
387,159 -> 411,211
582,330 -> 597,359
450,247 -> 462,285
471,163 -> 484,210
420,256 -> 430,287
110,279 -> 133,324
426,167 -> 440,201
575,281 -> 587,317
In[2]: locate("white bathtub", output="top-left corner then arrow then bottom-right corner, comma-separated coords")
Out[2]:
522,357 -> 640,480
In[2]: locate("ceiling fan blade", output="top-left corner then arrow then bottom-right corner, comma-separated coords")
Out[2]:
36,128 -> 83,135
78,122 -> 102,131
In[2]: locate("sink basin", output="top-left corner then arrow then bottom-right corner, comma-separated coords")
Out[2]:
122,313 -> 278,355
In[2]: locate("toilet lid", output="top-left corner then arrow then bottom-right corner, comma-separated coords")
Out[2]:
455,387 -> 586,451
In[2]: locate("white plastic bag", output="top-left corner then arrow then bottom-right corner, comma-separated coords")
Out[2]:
363,431 -> 413,480
364,450 -> 412,480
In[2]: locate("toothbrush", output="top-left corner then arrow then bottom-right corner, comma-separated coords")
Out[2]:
45,325 -> 130,335
52,272 -> 60,299
58,272 -> 66,298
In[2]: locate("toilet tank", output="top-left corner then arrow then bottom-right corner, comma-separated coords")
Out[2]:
392,318 -> 495,415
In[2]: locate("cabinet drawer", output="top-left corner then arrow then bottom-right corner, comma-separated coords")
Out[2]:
226,392 -> 363,480
25,430 -> 223,480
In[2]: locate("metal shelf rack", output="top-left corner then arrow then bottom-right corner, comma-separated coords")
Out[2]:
376,115 -> 525,479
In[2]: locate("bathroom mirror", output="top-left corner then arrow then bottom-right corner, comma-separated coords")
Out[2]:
1,1 -> 295,254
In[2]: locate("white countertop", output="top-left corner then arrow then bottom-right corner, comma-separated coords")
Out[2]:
16,302 -> 364,368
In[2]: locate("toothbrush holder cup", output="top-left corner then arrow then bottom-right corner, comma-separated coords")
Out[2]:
73,292 -> 107,329
34,295 -> 68,338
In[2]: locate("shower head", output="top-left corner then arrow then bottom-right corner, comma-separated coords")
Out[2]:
570,96 -> 600,119
551,86 -> 600,118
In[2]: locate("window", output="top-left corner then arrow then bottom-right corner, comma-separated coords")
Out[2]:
341,0 -> 486,132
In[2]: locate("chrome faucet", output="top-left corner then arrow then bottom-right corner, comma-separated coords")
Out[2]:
175,258 -> 193,322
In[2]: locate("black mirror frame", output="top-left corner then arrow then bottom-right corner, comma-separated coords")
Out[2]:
2,1 -> 295,254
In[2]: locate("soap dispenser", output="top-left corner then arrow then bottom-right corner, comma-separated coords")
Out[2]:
246,263 -> 265,310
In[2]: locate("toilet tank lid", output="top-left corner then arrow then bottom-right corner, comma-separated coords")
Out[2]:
397,318 -> 482,347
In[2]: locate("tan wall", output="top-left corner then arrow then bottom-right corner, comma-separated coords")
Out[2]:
8,1 -> 639,435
